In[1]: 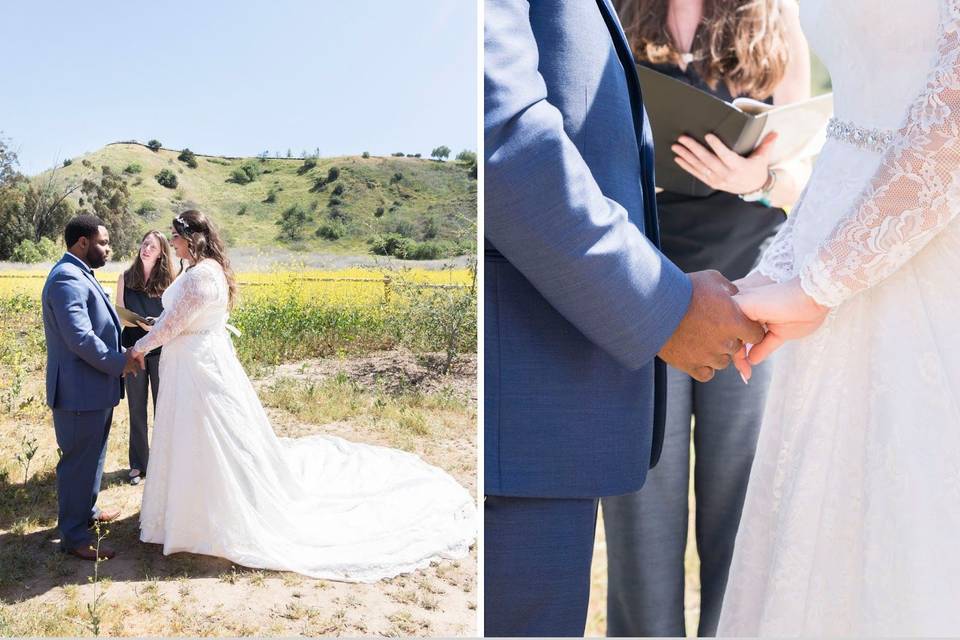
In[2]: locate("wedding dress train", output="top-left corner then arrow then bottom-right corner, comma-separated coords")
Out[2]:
718,0 -> 960,634
133,259 -> 476,582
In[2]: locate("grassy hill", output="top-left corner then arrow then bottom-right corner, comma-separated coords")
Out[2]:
38,143 -> 477,258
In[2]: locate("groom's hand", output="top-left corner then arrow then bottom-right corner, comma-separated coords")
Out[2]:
122,350 -> 145,376
658,270 -> 766,382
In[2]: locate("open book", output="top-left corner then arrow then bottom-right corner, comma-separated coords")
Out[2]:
116,305 -> 154,328
636,65 -> 833,197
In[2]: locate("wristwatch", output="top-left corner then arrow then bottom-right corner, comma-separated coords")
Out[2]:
739,168 -> 778,204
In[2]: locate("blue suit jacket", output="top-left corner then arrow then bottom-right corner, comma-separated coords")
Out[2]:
484,0 -> 693,498
42,253 -> 126,411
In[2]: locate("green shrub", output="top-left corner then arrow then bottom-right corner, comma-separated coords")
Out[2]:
276,204 -> 312,241
326,167 -> 340,183
237,204 -> 248,216
392,152 -> 405,157
298,157 -> 317,175
328,195 -> 343,207
177,148 -> 198,168
392,220 -> 416,238
421,216 -> 438,240
369,233 -> 411,258
62,158 -> 72,167
10,239 -> 42,263
390,172 -> 403,185
136,200 -> 158,217
331,183 -> 345,197
374,206 -> 385,218
362,151 -> 370,159
147,139 -> 162,152
315,222 -> 345,240
123,163 -> 142,175
155,169 -> 178,189
230,162 -> 259,185
36,237 -> 59,260
81,159 -> 93,168
455,150 -> 476,163
263,188 -> 278,204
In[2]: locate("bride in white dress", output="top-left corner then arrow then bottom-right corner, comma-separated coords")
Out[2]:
717,0 -> 960,634
128,210 -> 476,583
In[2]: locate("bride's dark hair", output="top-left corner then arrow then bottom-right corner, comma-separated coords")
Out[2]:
172,210 -> 238,308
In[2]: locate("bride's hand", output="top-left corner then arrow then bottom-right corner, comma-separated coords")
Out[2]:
731,277 -> 829,379
733,271 -> 775,292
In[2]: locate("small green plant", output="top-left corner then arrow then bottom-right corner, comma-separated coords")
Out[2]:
146,139 -> 162,152
326,166 -> 340,183
390,172 -> 403,185
84,521 -> 109,636
361,151 -> 370,159
237,204 -> 248,216
155,169 -> 178,189
14,434 -> 38,484
392,152 -> 405,157
123,163 -> 142,175
331,183 -> 344,197
63,158 -> 73,167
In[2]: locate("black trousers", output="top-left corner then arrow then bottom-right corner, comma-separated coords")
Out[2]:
126,353 -> 159,472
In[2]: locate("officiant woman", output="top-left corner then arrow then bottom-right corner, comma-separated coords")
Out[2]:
601,0 -> 814,636
116,230 -> 175,486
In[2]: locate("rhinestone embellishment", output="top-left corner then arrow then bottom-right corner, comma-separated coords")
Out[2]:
826,117 -> 895,153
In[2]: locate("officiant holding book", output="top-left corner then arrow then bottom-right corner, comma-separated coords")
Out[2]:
116,230 -> 175,486
601,0 -> 814,636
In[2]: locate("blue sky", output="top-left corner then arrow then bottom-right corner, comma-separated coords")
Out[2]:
0,0 -> 478,175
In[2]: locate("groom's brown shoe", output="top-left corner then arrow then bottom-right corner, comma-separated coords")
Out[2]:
88,508 -> 120,528
65,544 -> 116,561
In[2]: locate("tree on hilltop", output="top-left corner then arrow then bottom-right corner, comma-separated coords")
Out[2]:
431,146 -> 451,161
147,139 -> 162,152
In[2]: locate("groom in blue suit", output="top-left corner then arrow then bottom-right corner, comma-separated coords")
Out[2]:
484,0 -> 765,635
42,215 -> 142,561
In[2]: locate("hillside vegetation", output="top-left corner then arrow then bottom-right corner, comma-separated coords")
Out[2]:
35,143 -> 477,259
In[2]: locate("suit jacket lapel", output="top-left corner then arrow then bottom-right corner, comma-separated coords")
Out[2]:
594,0 -> 662,249
63,254 -> 122,337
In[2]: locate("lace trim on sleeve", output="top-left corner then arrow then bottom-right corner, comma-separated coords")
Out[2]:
799,0 -> 960,307
133,262 -> 220,353
754,211 -> 799,283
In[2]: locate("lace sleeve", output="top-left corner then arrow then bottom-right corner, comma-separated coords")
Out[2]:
799,0 -> 960,307
754,210 -> 799,282
133,264 -> 219,353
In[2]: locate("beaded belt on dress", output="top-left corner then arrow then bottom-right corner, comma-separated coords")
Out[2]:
826,117 -> 896,153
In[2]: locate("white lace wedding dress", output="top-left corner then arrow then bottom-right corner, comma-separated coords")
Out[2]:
132,259 -> 476,582
717,0 -> 960,634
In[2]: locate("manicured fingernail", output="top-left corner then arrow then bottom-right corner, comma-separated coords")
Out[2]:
740,372 -> 749,385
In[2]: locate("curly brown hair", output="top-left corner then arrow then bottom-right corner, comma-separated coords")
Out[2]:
172,210 -> 238,308
617,0 -> 789,100
123,230 -> 175,298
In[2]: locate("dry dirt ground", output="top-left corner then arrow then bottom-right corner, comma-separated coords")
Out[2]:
0,350 -> 477,637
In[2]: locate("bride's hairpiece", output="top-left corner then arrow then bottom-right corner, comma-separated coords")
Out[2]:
174,215 -> 191,231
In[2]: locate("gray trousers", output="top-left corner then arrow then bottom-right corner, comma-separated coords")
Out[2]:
601,361 -> 772,637
126,353 -> 159,473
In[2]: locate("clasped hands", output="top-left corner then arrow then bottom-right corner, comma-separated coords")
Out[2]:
658,270 -> 829,383
122,348 -> 146,377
